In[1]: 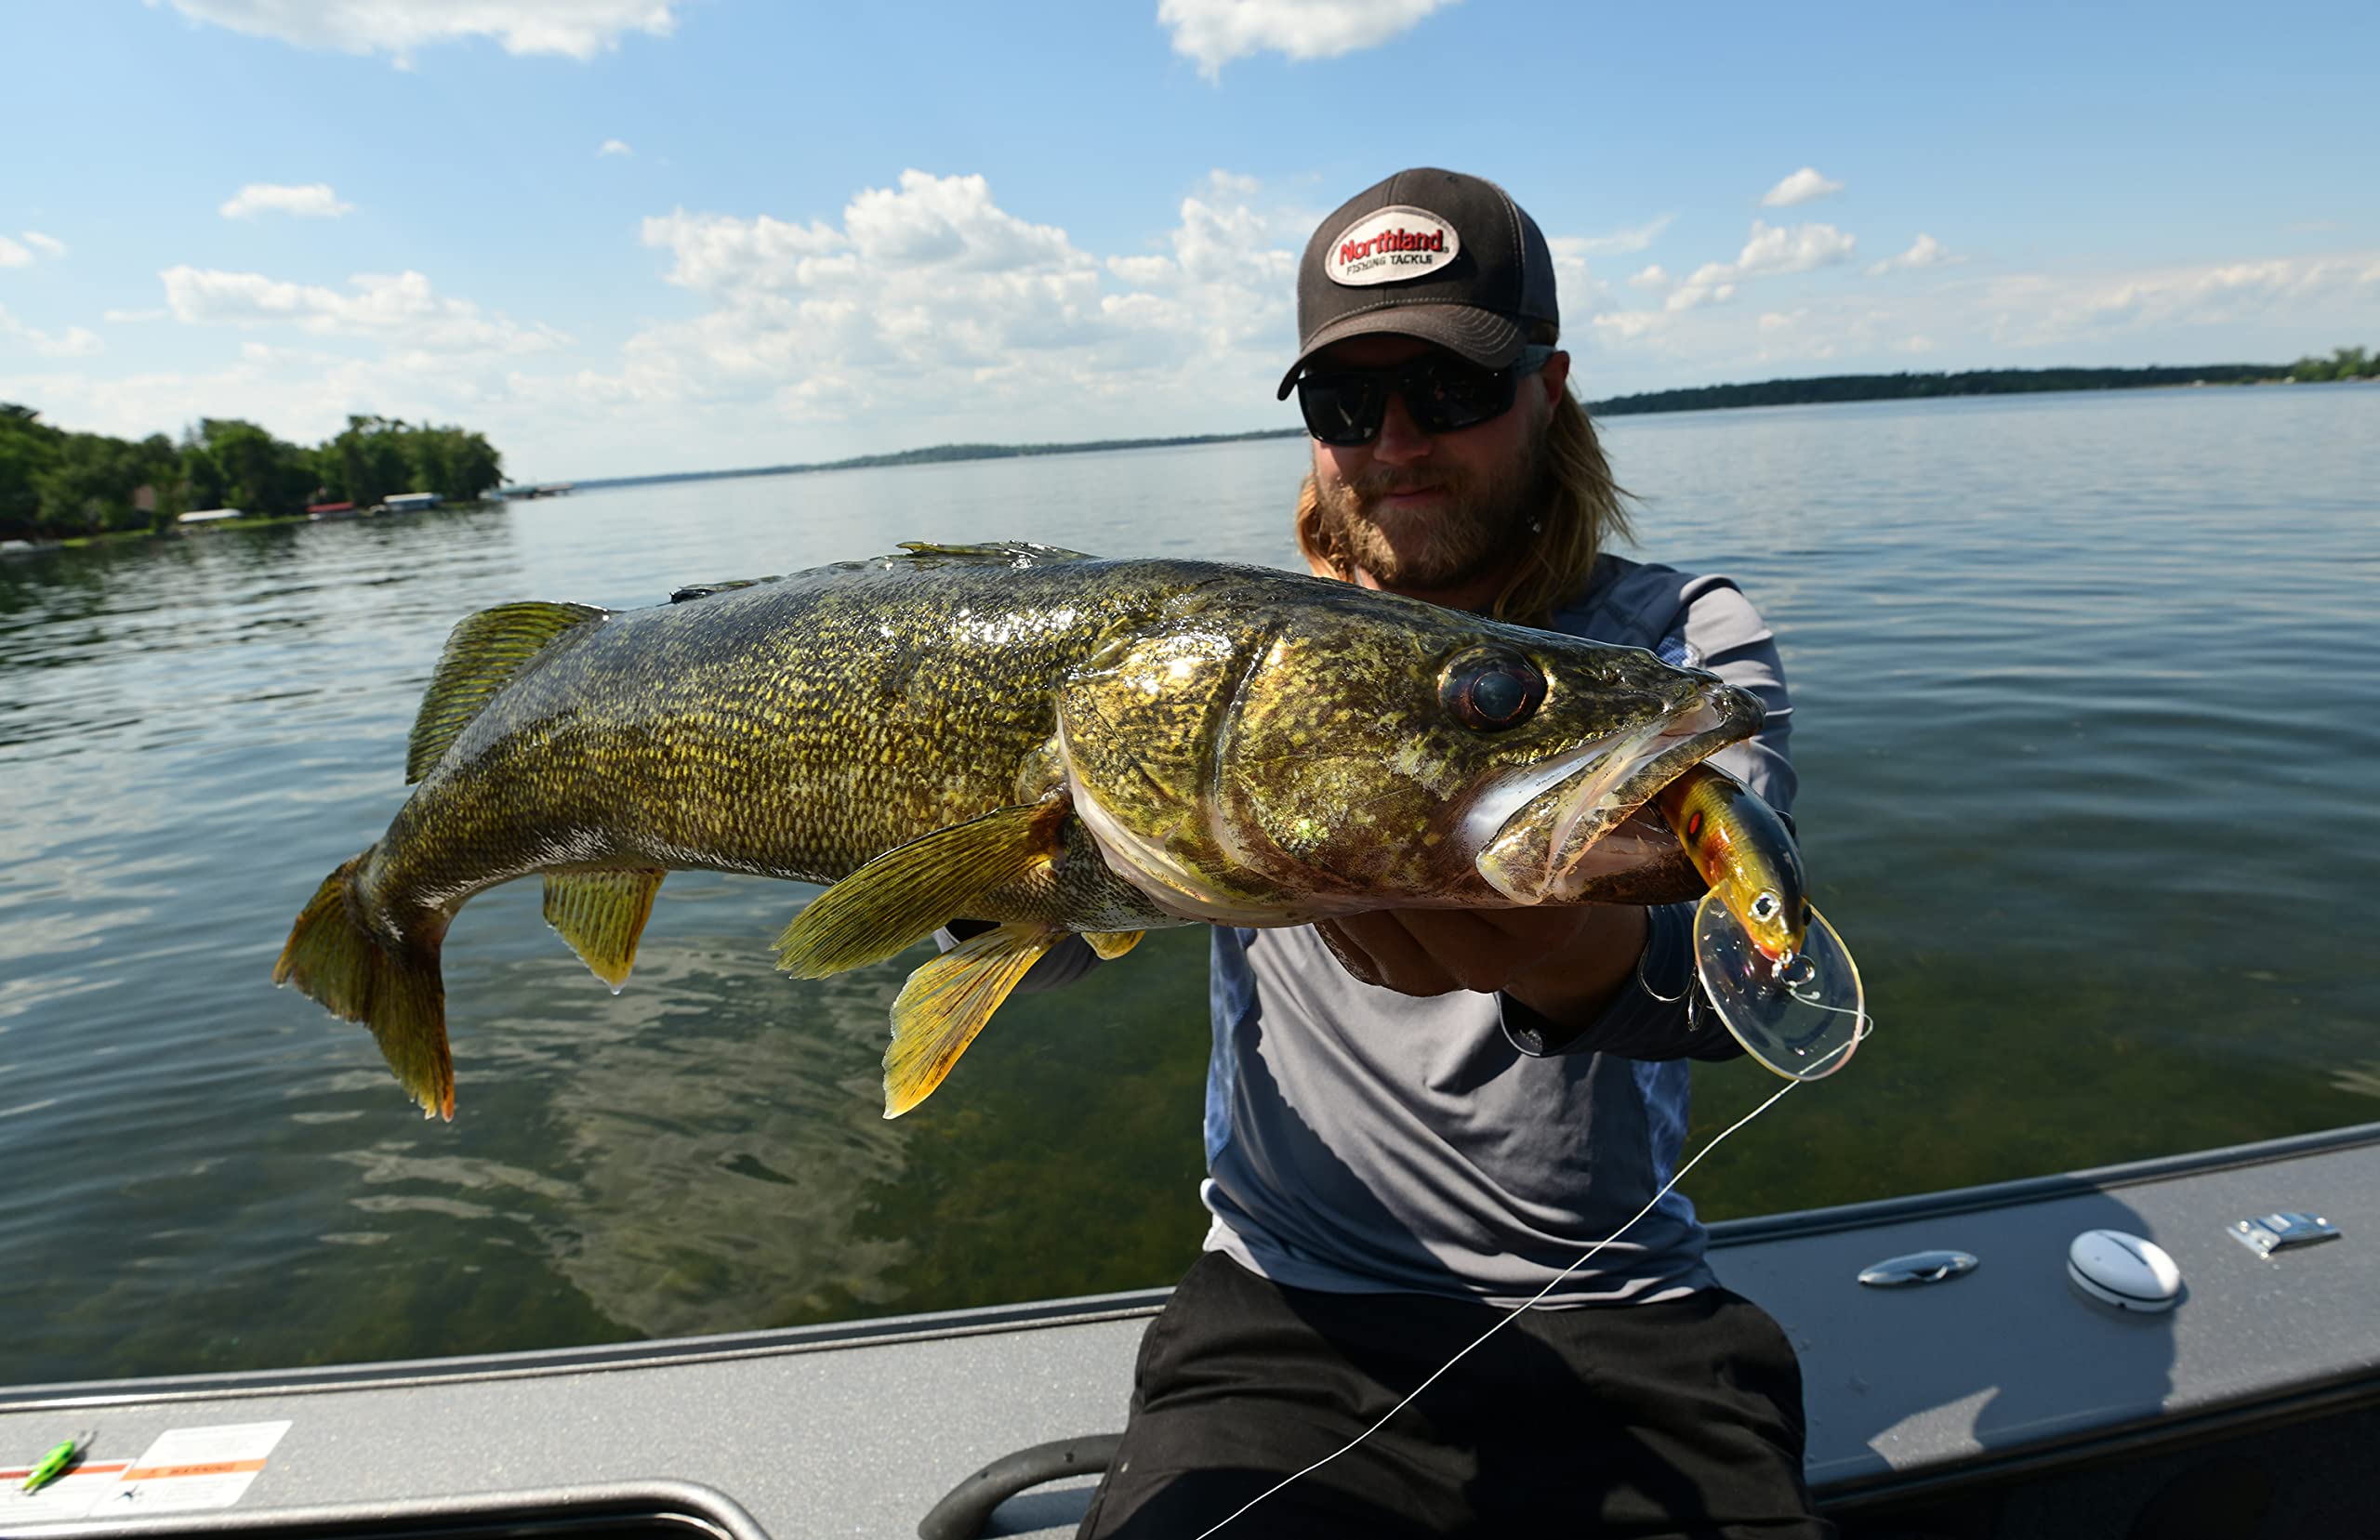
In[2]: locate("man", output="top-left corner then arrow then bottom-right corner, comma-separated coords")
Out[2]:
1071,168 -> 1827,1539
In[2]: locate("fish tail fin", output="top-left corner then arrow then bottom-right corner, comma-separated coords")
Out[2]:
274,852 -> 454,1121
881,922 -> 1058,1118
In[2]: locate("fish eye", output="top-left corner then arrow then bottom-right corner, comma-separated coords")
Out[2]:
1439,650 -> 1546,732
1751,891 -> 1781,923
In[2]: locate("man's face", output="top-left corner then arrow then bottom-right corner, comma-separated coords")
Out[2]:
1305,334 -> 1569,596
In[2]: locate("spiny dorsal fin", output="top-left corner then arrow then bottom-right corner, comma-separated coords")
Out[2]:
774,801 -> 1065,979
406,601 -> 607,782
544,868 -> 667,990
883,922 -> 1060,1117
890,541 -> 1099,569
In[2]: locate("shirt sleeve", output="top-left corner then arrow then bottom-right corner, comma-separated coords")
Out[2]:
1501,574 -> 1795,1061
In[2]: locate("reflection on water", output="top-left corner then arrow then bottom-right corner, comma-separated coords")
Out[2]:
2,390 -> 2376,1383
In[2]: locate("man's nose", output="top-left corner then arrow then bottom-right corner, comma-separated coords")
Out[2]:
1370,389 -> 1433,464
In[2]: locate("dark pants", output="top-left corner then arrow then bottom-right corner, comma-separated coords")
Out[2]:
1077,1253 -> 1833,1540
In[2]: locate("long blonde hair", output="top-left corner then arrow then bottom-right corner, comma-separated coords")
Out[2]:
1294,340 -> 1633,627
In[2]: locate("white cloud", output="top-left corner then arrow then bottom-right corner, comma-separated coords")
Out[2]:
0,306 -> 104,358
1159,0 -> 1459,78
105,309 -> 169,323
1866,232 -> 1959,276
1628,264 -> 1670,292
548,167 -> 1312,466
1761,167 -> 1844,207
1665,219 -> 1857,309
1999,253 -> 2380,346
160,0 -> 681,61
159,265 -> 566,354
22,231 -> 68,259
600,138 -> 633,156
219,182 -> 355,219
0,236 -> 31,268
1551,216 -> 1673,260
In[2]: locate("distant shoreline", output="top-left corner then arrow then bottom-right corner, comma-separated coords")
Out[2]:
573,362 -> 2356,493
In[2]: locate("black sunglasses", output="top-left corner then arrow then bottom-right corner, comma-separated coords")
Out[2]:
1296,345 -> 1555,447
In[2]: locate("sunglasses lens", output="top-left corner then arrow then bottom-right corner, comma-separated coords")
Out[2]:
1409,358 -> 1517,434
1297,374 -> 1385,446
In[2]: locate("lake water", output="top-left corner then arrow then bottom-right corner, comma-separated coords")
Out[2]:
4,384 -> 2376,1386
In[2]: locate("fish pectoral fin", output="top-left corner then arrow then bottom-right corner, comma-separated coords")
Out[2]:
406,600 -> 608,783
1083,929 -> 1144,960
775,801 -> 1065,979
883,922 -> 1059,1118
544,868 -> 666,990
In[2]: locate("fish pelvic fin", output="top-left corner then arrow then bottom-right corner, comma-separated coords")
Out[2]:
1084,929 -> 1144,960
273,853 -> 454,1121
883,922 -> 1059,1118
544,868 -> 666,990
406,600 -> 608,783
775,801 -> 1065,979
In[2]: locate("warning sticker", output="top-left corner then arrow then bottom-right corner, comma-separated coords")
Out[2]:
84,1422 -> 291,1518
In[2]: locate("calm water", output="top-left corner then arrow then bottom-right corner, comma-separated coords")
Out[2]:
4,385 -> 2376,1385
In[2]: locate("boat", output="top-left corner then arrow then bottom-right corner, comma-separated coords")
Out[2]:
3,1122 -> 2373,1538
377,493 -> 443,515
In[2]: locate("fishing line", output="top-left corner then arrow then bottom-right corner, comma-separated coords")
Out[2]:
1191,1016 -> 1870,1540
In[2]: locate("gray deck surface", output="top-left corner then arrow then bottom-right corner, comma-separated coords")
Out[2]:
5,1125 -> 2374,1538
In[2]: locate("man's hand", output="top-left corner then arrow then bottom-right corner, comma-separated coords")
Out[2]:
1314,904 -> 1650,1032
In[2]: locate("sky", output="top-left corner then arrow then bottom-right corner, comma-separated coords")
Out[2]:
2,0 -> 2374,481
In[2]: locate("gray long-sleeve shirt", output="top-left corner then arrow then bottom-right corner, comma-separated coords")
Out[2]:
1199,554 -> 1794,1307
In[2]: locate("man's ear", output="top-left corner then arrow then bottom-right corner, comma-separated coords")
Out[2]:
1539,349 -> 1572,402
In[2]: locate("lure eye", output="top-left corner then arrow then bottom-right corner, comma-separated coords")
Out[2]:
1440,651 -> 1546,732
1750,891 -> 1781,924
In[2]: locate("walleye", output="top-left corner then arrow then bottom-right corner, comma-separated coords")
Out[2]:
275,542 -> 1764,1120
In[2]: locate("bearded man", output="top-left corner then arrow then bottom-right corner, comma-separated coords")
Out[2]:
1069,169 -> 1829,1539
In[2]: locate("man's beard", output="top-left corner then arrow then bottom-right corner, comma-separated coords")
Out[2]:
1310,430 -> 1553,593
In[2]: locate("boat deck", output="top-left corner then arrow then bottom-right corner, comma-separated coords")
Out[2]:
5,1125 -> 2376,1538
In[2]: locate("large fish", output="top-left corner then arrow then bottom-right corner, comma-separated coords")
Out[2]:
276,542 -> 1765,1120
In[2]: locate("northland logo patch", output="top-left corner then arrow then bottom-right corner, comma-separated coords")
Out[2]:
1326,205 -> 1460,287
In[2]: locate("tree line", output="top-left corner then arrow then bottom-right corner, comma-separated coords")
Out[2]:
0,406 -> 503,542
1588,353 -> 2377,416
2285,346 -> 2378,383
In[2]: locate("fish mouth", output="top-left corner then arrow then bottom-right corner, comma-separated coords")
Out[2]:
1472,682 -> 1763,905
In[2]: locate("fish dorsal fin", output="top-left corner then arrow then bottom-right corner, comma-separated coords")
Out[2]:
544,868 -> 667,990
883,921 -> 1060,1117
775,801 -> 1066,978
670,577 -> 778,603
407,601 -> 607,782
891,540 -> 1099,568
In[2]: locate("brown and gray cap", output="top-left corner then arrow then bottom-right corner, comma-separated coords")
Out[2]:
1276,166 -> 1558,399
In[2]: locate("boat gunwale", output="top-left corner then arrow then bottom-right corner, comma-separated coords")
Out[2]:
7,1119 -> 2374,1415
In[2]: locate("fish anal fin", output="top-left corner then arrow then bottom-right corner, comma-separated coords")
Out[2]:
776,801 -> 1064,979
883,923 -> 1058,1118
406,601 -> 608,782
1084,929 -> 1144,960
544,868 -> 666,990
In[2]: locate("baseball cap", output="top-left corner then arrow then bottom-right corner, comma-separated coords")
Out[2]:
1276,167 -> 1559,400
